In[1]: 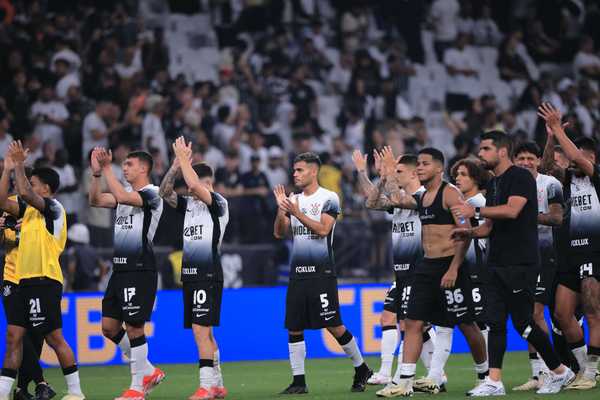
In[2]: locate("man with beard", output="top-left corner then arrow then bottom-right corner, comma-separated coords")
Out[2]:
452,131 -> 574,395
538,103 -> 600,390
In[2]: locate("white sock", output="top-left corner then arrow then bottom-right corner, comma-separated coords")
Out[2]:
214,349 -> 223,386
341,337 -> 364,367
393,340 -> 405,383
420,328 -> 436,371
199,366 -> 216,389
530,356 -> 543,378
428,327 -> 453,385
0,376 -> 15,396
571,344 -> 587,372
475,361 -> 489,380
399,363 -> 417,378
480,327 -> 489,357
289,341 -> 306,376
118,333 -> 131,360
65,370 -> 83,396
583,353 -> 599,380
380,327 -> 399,377
130,342 -> 150,392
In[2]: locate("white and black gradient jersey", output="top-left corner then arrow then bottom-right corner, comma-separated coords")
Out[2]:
564,165 -> 600,255
176,192 -> 229,282
465,193 -> 487,279
112,185 -> 163,272
389,187 -> 424,278
289,187 -> 340,280
536,173 -> 564,264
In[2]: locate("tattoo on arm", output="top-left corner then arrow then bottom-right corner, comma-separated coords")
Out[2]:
365,179 -> 393,210
357,170 -> 375,197
159,166 -> 179,208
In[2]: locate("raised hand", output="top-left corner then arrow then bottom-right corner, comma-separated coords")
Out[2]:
95,147 -> 113,169
537,103 -> 563,132
90,148 -> 102,174
351,150 -> 368,173
8,141 -> 29,165
273,184 -> 287,208
280,195 -> 300,217
380,146 -> 398,178
373,149 -> 382,175
172,136 -> 193,163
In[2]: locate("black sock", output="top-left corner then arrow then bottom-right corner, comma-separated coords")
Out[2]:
292,374 -> 306,386
354,362 -> 368,373
109,328 -> 126,345
199,359 -> 214,368
477,370 -> 489,380
335,330 -> 353,346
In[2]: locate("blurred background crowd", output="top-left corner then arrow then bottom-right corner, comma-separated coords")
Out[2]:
0,0 -> 599,290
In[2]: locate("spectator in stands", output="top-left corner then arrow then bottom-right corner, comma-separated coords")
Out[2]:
82,99 -> 112,163
0,112 -> 13,157
65,223 -> 108,292
239,130 -> 268,173
195,129 -> 225,171
2,68 -> 31,138
264,146 -> 288,188
288,64 -> 317,128
142,94 -> 168,165
215,150 -> 243,198
430,0 -> 460,61
573,36 -> 600,82
30,84 -> 69,148
501,111 -> 528,141
328,50 -> 354,95
341,4 -> 368,52
472,4 -> 503,47
498,30 -> 535,97
525,20 -> 561,63
54,58 -> 80,101
443,33 -> 480,111
239,154 -> 270,243
53,149 -> 79,225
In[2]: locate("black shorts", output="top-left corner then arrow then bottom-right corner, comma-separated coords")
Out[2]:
2,281 -> 22,326
16,278 -> 63,334
285,277 -> 342,331
406,257 -> 475,327
557,253 -> 600,293
183,281 -> 223,328
102,271 -> 157,323
383,281 -> 399,313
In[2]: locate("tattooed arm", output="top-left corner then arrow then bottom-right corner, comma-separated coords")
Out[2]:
356,169 -> 376,197
365,177 -> 393,210
159,160 -> 180,208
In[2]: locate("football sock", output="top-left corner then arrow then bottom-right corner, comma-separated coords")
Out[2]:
381,325 -> 398,376
62,365 -> 83,396
336,330 -> 364,368
428,326 -> 453,385
288,334 -> 306,385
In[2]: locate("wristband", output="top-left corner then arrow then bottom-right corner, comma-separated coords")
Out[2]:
474,207 -> 481,220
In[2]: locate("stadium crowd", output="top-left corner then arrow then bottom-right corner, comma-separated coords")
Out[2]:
0,0 -> 600,289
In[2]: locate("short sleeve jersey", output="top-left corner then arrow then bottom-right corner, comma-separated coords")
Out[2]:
390,187 -> 424,278
536,173 -> 564,260
112,185 -> 163,271
485,166 -> 539,266
465,193 -> 487,276
564,165 -> 600,255
176,192 -> 229,282
290,187 -> 340,280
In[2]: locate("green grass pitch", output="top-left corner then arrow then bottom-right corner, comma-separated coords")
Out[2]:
39,352 -> 596,399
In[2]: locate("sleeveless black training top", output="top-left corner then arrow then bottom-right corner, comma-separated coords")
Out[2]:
416,181 -> 455,226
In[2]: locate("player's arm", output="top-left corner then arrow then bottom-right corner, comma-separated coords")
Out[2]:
442,186 -> 471,288
540,128 -> 565,182
0,153 -> 19,216
173,137 -> 213,206
158,159 -> 180,208
538,180 -> 564,226
539,103 -> 595,177
280,195 -> 337,237
88,148 -> 117,208
352,149 -> 376,197
9,141 -> 46,212
97,148 -> 144,207
365,178 -> 395,210
451,194 -> 527,220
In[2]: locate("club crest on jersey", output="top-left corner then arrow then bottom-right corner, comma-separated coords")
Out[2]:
310,203 -> 320,216
2,285 -> 10,297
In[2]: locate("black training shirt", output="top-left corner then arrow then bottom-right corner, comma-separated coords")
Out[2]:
485,165 -> 539,266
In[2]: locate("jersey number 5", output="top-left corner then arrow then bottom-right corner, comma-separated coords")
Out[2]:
320,293 -> 329,309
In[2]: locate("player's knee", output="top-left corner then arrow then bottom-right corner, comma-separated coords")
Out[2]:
405,319 -> 423,333
44,331 -> 66,350
5,328 -> 23,349
125,322 -> 145,337
101,325 -> 119,339
381,311 -> 395,326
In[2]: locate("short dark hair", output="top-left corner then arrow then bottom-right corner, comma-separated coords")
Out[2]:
418,147 -> 445,165
450,158 -> 491,189
294,152 -> 322,167
480,130 -> 513,155
398,154 -> 418,167
192,163 -> 213,179
32,167 -> 60,194
574,137 -> 597,153
127,151 -> 154,173
514,141 -> 541,158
